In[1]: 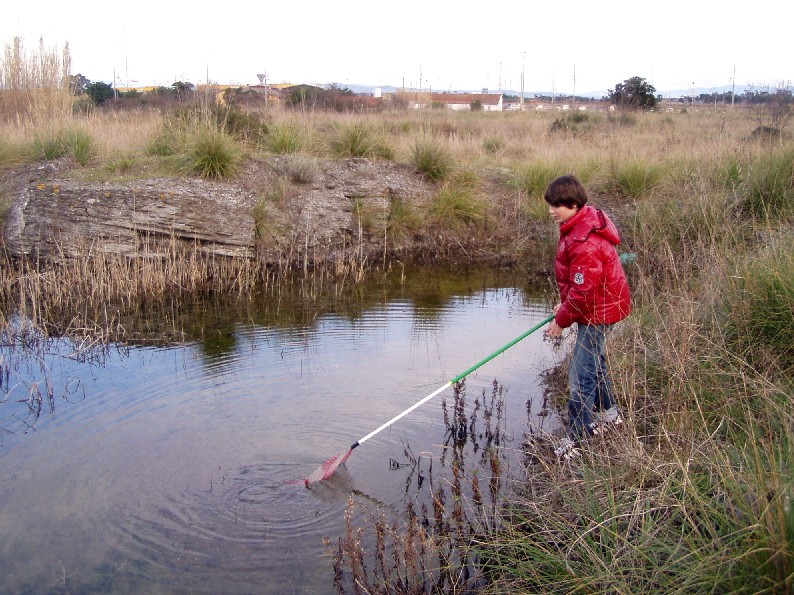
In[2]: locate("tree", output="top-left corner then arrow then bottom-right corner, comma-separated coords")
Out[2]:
607,76 -> 658,111
172,81 -> 195,99
86,81 -> 115,105
68,73 -> 90,95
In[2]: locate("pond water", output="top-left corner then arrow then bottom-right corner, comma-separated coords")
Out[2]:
0,266 -> 564,594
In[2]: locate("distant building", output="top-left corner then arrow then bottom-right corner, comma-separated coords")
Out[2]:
402,91 -> 504,111
431,92 -> 504,111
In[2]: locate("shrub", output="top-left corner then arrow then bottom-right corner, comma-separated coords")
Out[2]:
210,106 -> 269,144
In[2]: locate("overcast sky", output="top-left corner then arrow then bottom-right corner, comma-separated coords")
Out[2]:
2,0 -> 791,97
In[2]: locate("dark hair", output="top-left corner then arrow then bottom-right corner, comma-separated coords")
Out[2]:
544,175 -> 589,209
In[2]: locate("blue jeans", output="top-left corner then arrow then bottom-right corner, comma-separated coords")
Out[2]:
568,323 -> 617,440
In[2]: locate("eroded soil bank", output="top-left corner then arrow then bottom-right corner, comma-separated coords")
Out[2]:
1,156 -> 635,274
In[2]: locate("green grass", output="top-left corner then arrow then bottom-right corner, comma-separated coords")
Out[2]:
0,138 -> 35,167
329,122 -> 377,158
607,158 -> 664,199
724,240 -> 794,376
146,126 -> 186,157
411,136 -> 451,182
429,172 -> 485,227
267,121 -> 305,154
180,127 -> 242,179
744,147 -> 794,220
387,197 -> 422,241
511,161 -> 566,199
33,127 -> 95,165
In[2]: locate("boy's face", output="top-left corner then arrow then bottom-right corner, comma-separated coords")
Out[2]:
548,203 -> 578,224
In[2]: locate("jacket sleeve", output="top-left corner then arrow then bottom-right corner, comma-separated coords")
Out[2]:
554,240 -> 605,328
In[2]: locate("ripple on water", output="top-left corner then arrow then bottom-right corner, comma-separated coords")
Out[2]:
114,461 -> 352,592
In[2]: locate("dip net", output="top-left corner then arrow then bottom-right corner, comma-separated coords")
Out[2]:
304,448 -> 352,486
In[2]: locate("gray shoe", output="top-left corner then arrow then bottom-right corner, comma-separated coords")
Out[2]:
553,437 -> 581,460
592,406 -> 623,435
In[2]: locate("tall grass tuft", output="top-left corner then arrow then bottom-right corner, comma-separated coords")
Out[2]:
328,122 -> 377,158
743,147 -> 794,220
429,170 -> 485,227
607,158 -> 664,199
411,136 -> 451,182
32,127 -> 95,165
511,162 -> 567,222
181,127 -> 242,179
723,240 -> 794,376
267,121 -> 305,154
0,37 -> 73,123
387,196 -> 422,242
512,161 -> 565,199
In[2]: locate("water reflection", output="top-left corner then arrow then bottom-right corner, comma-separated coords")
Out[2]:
0,264 -> 561,594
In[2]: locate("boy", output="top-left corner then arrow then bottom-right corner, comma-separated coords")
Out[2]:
543,175 -> 631,459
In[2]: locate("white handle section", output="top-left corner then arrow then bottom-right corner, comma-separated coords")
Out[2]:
356,381 -> 453,446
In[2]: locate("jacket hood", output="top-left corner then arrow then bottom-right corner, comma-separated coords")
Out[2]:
560,205 -> 621,246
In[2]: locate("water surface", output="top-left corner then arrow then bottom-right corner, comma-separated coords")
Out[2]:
0,267 -> 563,593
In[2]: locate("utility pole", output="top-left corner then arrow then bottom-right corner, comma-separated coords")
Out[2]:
520,52 -> 525,110
731,64 -> 736,110
573,64 -> 576,108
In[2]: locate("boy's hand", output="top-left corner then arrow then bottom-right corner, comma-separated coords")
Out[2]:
545,320 -> 564,338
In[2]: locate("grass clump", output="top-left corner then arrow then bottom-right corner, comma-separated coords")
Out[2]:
267,121 -> 306,154
274,154 -> 320,184
724,240 -> 794,376
146,125 -> 187,157
208,105 -> 269,144
0,138 -> 35,167
387,197 -> 422,241
607,158 -> 663,198
743,147 -> 794,220
411,136 -> 451,182
252,177 -> 288,242
31,127 -> 95,165
180,127 -> 242,179
329,122 -> 377,158
512,161 -> 565,199
429,171 -> 485,227
511,162 -> 567,222
482,136 -> 505,154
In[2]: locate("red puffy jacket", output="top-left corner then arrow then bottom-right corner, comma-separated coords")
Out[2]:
554,205 -> 631,328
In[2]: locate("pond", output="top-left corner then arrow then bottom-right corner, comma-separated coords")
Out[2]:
0,266 -> 564,594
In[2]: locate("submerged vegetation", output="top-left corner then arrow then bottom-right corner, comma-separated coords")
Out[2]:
1,37 -> 793,593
